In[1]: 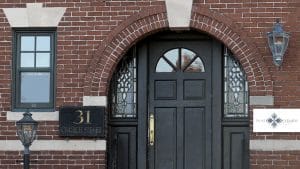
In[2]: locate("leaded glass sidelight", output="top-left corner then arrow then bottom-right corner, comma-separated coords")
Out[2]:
111,50 -> 136,118
224,48 -> 248,118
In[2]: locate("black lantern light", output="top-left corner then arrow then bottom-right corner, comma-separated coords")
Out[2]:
267,19 -> 290,67
16,109 -> 38,169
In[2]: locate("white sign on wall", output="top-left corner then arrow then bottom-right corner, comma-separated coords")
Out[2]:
253,109 -> 300,132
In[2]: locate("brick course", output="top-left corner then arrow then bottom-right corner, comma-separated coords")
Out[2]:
251,151 -> 300,169
0,151 -> 105,169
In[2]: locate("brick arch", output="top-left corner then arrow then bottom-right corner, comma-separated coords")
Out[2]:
190,5 -> 273,96
84,5 -> 273,96
84,6 -> 168,96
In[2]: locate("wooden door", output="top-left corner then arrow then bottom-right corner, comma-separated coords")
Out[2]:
146,35 -> 222,169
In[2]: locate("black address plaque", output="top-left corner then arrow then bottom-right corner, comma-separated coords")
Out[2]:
59,106 -> 105,137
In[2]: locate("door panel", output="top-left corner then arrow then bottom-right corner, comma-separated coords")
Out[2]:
184,107 -> 205,169
154,80 -> 177,100
154,108 -> 177,169
183,80 -> 205,100
109,127 -> 137,169
223,127 -> 249,169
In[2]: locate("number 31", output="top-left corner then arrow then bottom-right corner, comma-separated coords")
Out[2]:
73,110 -> 91,124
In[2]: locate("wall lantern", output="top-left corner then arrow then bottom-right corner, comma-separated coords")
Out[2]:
267,19 -> 290,67
16,110 -> 38,169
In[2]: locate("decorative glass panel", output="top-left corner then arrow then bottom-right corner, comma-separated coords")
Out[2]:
224,48 -> 248,118
111,53 -> 136,118
156,48 -> 205,73
21,72 -> 50,103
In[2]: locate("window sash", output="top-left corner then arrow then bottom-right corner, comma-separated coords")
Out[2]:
13,30 -> 56,111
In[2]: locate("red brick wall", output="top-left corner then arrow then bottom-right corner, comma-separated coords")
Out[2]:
251,151 -> 300,169
0,0 -> 299,169
0,2 -> 296,108
0,151 -> 105,169
55,0 -> 165,106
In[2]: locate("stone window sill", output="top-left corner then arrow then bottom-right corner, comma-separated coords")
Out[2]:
6,111 -> 59,121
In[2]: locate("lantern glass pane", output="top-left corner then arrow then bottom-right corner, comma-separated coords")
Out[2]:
23,124 -> 33,131
17,125 -> 26,143
274,36 -> 283,44
274,35 -> 284,55
24,124 -> 36,145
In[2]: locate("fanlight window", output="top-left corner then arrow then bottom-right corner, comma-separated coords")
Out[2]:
224,48 -> 248,118
155,48 -> 205,73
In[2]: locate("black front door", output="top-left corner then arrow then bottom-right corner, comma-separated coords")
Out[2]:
143,33 -> 222,169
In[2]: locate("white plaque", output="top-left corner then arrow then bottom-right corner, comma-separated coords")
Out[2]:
253,109 -> 300,132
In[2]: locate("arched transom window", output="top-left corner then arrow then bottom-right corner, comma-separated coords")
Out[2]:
156,48 -> 205,73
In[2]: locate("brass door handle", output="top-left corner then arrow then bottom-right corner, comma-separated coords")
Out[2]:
149,113 -> 155,146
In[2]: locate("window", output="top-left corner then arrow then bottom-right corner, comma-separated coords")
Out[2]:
155,48 -> 205,73
110,49 -> 136,118
224,48 -> 248,118
13,29 -> 56,111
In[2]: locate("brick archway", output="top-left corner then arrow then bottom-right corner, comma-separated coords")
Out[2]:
84,5 -> 273,96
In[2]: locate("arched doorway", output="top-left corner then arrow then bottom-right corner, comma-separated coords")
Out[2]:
108,31 -> 249,169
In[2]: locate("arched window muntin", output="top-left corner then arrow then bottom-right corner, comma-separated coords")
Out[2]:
155,48 -> 206,73
109,46 -> 249,119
